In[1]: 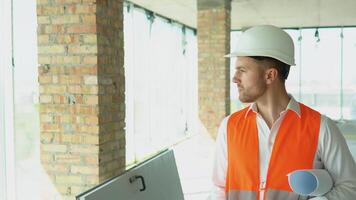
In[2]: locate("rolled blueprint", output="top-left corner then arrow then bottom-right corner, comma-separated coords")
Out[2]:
287,169 -> 333,196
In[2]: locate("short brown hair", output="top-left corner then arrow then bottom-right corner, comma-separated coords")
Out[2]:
249,56 -> 290,81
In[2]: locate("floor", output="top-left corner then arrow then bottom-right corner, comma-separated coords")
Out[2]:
174,132 -> 216,200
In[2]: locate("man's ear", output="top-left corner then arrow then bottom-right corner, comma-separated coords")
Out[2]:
265,68 -> 278,84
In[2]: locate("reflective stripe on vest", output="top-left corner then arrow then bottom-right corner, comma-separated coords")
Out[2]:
226,103 -> 321,200
227,189 -> 309,200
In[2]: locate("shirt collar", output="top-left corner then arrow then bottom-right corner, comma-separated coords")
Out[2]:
244,95 -> 301,118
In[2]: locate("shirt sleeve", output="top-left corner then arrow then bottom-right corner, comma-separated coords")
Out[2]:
208,116 -> 229,200
317,115 -> 356,199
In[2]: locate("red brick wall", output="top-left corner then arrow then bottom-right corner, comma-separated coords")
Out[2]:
198,2 -> 231,138
36,0 -> 125,198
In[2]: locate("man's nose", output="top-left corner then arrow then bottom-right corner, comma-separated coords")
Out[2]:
232,72 -> 240,83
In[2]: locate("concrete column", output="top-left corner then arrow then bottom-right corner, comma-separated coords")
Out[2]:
36,0 -> 125,198
197,0 -> 231,138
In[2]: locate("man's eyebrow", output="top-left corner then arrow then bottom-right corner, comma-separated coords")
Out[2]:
235,66 -> 246,70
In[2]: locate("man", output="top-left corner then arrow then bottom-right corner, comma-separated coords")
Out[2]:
210,25 -> 356,200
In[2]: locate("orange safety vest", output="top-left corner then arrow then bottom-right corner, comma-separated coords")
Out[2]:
226,103 -> 321,200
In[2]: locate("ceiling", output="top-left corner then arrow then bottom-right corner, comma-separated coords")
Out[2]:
128,0 -> 356,30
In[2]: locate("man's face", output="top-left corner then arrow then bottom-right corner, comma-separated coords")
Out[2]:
232,57 -> 267,103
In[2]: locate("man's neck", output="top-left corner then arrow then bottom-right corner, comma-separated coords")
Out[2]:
255,88 -> 290,129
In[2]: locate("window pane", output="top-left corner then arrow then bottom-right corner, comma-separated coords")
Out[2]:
0,0 -> 16,198
285,29 -> 302,100
13,0 -> 60,199
342,28 -> 356,120
300,28 -> 341,119
342,28 -> 356,161
124,6 -> 198,164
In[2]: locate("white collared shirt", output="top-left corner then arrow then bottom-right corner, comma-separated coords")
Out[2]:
209,96 -> 356,200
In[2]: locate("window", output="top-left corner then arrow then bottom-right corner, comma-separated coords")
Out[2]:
124,3 -> 198,165
0,0 -> 16,199
1,0 -> 60,199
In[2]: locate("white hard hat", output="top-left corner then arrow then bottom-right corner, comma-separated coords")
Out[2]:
225,25 -> 295,66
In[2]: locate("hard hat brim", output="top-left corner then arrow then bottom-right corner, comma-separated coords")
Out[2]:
224,51 -> 295,66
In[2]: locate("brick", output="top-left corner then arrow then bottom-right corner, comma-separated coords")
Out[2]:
40,114 -> 54,123
78,125 -> 99,134
81,15 -> 96,24
67,25 -> 96,33
39,95 -> 52,103
69,105 -> 98,115
60,115 -> 72,123
85,116 -> 98,125
41,123 -> 61,132
82,135 -> 99,144
98,77 -> 113,85
41,153 -> 54,163
42,144 -> 67,153
70,145 -> 99,154
38,35 -> 50,44
68,85 -> 81,94
68,75 -> 82,84
37,0 -> 49,5
37,6 -> 65,15
73,116 -> 84,124
56,134 -> 82,143
39,104 -> 68,114
38,75 -> 52,84
52,15 -> 80,24
84,95 -> 98,105
84,155 -> 99,165
70,186 -> 90,195
53,95 -> 66,103
78,66 -> 97,74
83,75 -> 97,85
59,75 -> 82,84
55,154 -> 82,163
38,55 -> 51,63
74,95 -> 83,104
42,25 -> 66,34
83,56 -> 97,64
37,16 -> 50,24
68,45 -> 97,54
40,85 -> 67,94
41,132 -> 55,143
85,175 -> 99,185
53,75 -> 59,83
71,166 -> 98,175
66,5 -> 96,14
51,56 -> 81,64
38,45 -> 66,54
55,35 -> 80,44
56,175 -> 83,184
61,123 -> 76,133
69,85 -> 99,94
81,85 -> 98,94
82,34 -> 97,44
54,0 -> 81,4
82,0 -> 96,3
56,186 -> 71,195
